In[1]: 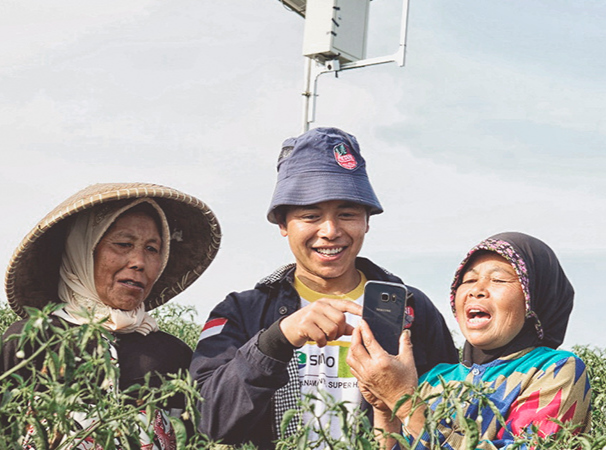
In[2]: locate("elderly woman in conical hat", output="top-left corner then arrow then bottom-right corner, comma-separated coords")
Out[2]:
1,183 -> 221,449
347,232 -> 591,449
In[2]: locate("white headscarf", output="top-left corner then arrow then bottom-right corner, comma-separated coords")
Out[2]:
55,198 -> 171,335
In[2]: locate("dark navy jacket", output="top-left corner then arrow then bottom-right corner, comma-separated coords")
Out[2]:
189,257 -> 458,449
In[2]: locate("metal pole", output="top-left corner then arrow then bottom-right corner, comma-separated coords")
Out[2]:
397,0 -> 411,67
302,56 -> 313,133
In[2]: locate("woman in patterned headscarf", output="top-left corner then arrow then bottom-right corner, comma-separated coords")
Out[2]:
348,232 -> 591,449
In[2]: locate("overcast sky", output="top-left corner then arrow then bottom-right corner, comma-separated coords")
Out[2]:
1,0 -> 604,349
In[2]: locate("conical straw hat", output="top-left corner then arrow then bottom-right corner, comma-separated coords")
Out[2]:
5,182 -> 221,318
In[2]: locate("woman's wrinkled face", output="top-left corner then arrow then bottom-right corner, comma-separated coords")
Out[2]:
93,211 -> 163,311
455,252 -> 526,350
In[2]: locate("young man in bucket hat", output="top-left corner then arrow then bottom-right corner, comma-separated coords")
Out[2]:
190,128 -> 458,448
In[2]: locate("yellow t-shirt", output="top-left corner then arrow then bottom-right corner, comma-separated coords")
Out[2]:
293,271 -> 367,442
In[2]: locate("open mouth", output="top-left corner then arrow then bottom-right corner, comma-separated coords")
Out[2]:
314,247 -> 344,256
467,308 -> 491,324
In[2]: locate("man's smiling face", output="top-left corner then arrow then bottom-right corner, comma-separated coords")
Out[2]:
279,200 -> 369,294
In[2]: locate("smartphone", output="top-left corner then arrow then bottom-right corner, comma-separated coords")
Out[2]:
362,280 -> 408,355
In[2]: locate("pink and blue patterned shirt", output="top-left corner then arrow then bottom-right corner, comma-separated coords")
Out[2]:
411,346 -> 591,449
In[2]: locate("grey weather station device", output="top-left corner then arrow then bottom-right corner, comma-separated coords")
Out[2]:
278,0 -> 411,131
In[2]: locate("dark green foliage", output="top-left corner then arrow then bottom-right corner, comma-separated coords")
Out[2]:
0,304 -> 209,449
0,302 -> 604,448
574,345 -> 606,433
0,302 -> 18,338
275,389 -> 376,449
151,304 -> 202,350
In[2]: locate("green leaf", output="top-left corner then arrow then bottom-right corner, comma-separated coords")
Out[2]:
464,417 -> 479,450
169,416 -> 188,449
281,409 -> 298,435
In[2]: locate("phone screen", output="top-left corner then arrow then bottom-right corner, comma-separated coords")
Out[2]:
362,281 -> 408,355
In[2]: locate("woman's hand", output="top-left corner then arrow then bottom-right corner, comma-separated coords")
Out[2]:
358,381 -> 391,412
347,320 -> 427,442
347,320 -> 419,410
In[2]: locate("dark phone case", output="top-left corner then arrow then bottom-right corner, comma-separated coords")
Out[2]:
362,281 -> 408,355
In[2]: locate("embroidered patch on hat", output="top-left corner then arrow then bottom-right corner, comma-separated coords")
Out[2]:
333,143 -> 358,170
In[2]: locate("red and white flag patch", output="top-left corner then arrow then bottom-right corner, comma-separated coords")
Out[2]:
199,317 -> 228,341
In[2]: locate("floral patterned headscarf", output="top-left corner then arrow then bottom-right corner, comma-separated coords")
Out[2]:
451,232 -> 574,364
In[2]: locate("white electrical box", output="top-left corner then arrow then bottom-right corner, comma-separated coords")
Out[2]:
302,0 -> 370,63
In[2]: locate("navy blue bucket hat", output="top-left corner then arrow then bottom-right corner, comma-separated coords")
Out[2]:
267,127 -> 383,224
